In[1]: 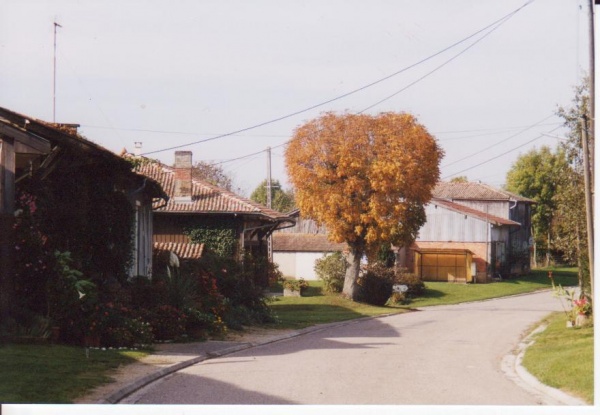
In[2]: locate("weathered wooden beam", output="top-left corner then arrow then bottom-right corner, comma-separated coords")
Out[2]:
0,124 -> 51,155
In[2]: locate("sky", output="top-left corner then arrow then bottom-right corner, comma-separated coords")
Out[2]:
0,0 -> 592,196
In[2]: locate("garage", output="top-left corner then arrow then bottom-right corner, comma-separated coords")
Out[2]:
413,248 -> 474,283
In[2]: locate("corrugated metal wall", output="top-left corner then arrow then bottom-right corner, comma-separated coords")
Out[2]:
417,204 -> 490,242
453,200 -> 508,219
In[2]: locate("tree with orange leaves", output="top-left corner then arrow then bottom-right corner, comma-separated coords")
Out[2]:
285,112 -> 443,300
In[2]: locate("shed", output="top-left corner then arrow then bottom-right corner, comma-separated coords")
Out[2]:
413,248 -> 474,283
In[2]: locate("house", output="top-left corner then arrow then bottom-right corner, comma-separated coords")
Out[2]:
128,151 -> 295,285
0,107 -> 166,317
272,209 -> 346,280
407,181 -> 535,283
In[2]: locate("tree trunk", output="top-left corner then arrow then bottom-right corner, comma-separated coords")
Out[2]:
343,248 -> 362,300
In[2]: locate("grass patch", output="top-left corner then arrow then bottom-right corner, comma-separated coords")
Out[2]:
267,267 -> 579,328
409,267 -> 579,308
268,281 -> 408,329
521,312 -> 594,404
0,344 -> 149,403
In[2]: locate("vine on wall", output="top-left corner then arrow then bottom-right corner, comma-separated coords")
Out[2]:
185,219 -> 238,258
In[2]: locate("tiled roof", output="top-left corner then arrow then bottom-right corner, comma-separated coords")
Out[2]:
431,198 -> 521,227
128,155 -> 293,222
154,242 -> 204,259
433,182 -> 534,203
273,233 -> 347,252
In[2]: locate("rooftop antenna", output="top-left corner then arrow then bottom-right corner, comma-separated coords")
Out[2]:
53,21 -> 62,123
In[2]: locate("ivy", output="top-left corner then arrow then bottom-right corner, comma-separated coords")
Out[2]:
185,220 -> 237,258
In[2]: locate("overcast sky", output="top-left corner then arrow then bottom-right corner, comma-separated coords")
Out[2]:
0,0 -> 592,195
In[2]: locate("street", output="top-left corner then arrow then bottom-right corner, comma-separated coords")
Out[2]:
124,290 -> 563,405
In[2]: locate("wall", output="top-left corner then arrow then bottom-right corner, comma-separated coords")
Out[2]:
417,204 -> 490,242
273,251 -> 325,280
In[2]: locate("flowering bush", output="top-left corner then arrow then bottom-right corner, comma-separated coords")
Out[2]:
143,305 -> 187,341
283,278 -> 309,291
549,272 -> 593,326
573,297 -> 592,316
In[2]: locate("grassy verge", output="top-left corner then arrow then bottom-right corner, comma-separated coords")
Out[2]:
408,267 -> 578,308
0,344 -> 148,403
269,267 -> 578,328
268,281 -> 408,329
521,312 -> 594,404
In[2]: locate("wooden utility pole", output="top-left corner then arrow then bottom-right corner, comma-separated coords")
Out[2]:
581,115 -> 594,301
266,147 -> 273,261
53,22 -> 62,122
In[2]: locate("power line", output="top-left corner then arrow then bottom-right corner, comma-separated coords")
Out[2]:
357,5 -> 522,113
141,0 -> 535,156
441,114 -> 557,168
442,125 -> 563,179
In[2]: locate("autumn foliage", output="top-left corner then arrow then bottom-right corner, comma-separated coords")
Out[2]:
285,112 -> 443,299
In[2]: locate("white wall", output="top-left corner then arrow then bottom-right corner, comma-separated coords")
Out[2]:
273,252 -> 326,280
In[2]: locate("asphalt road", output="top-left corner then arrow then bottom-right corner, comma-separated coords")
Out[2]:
125,290 -> 564,405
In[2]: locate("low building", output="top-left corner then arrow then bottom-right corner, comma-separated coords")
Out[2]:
130,151 -> 295,285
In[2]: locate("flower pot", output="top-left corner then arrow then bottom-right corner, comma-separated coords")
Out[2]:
283,288 -> 302,297
575,314 -> 590,327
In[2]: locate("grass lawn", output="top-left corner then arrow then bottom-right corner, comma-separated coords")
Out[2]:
0,344 -> 148,403
409,267 -> 579,308
268,282 -> 408,329
270,267 -> 579,328
521,312 -> 594,404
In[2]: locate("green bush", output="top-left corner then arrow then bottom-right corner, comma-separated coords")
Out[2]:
314,252 -> 347,293
357,263 -> 395,306
142,305 -> 187,341
394,268 -> 425,298
199,252 -> 275,329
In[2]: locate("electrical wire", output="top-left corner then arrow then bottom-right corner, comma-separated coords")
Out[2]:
441,114 -> 557,168
357,7 -> 519,113
442,125 -> 563,179
140,0 -> 535,156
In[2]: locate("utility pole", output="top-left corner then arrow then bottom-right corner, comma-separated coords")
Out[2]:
267,147 -> 272,209
266,147 -> 273,261
581,115 -> 594,301
53,22 -> 62,123
588,0 -> 595,150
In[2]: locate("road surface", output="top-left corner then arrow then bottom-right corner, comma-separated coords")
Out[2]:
125,290 -> 564,405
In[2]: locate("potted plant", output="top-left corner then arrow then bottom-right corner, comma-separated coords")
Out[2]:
283,278 -> 308,297
573,296 -> 592,327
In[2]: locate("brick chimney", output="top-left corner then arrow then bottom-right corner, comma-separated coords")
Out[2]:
173,151 -> 193,203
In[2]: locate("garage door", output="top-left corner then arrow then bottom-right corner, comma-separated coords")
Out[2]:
420,252 -> 468,282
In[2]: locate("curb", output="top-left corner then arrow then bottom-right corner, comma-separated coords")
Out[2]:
501,323 -> 588,406
102,318 -> 373,404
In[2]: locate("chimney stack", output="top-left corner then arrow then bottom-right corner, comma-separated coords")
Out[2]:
134,142 -> 142,156
174,151 -> 193,203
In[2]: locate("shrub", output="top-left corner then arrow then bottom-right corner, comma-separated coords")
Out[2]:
393,268 -> 425,298
282,278 -> 309,291
185,307 -> 227,339
200,252 -> 274,328
143,305 -> 187,341
314,252 -> 347,293
357,263 -> 395,306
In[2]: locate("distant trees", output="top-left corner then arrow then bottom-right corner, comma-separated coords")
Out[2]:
285,112 -> 443,300
552,81 -> 593,294
505,146 -> 567,267
250,179 -> 296,213
505,80 -> 593,295
191,161 -> 235,191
